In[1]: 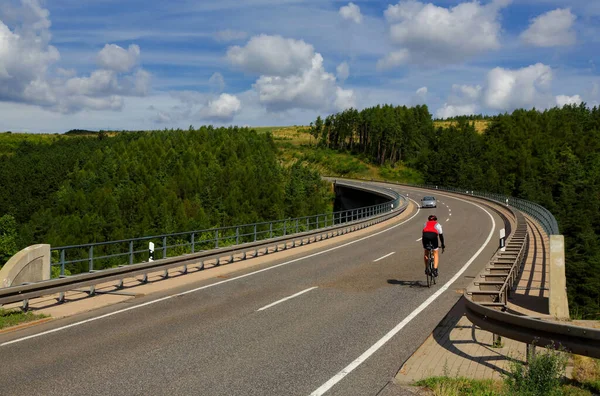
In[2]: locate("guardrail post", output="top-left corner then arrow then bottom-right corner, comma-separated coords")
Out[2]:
236,227 -> 239,245
307,217 -> 310,231
163,236 -> 167,258
129,241 -> 134,265
60,249 -> 65,277
316,216 -> 319,229
269,223 -> 273,239
89,245 -> 94,272
283,221 -> 287,236
254,224 -> 257,242
296,219 -> 299,234
215,230 -> 219,248
191,233 -> 195,253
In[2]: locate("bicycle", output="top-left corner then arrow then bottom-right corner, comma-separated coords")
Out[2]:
425,244 -> 436,288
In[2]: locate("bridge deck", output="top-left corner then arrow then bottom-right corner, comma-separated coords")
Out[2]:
382,211 -> 560,394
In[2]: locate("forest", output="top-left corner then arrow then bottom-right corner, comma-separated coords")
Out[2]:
0,127 -> 332,267
311,103 -> 600,319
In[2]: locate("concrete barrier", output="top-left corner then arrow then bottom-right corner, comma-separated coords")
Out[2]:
549,235 -> 570,319
0,244 -> 50,288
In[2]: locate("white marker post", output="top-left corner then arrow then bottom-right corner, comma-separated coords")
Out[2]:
499,229 -> 506,252
149,242 -> 155,262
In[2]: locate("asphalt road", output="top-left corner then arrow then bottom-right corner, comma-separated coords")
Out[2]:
0,185 -> 503,396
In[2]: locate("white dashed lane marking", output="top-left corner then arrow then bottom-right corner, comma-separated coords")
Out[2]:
373,252 -> 395,262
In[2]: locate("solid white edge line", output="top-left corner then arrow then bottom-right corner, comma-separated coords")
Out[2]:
309,196 -> 496,396
257,287 -> 318,312
373,252 -> 395,262
1,198 -> 422,347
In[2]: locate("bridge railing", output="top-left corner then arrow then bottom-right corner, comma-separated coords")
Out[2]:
335,177 -> 559,236
338,177 -> 599,358
51,181 -> 404,277
0,181 -> 407,308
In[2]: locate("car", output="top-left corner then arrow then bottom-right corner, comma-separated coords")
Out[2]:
421,196 -> 437,208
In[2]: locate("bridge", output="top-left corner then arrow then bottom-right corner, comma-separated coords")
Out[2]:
0,179 -> 597,395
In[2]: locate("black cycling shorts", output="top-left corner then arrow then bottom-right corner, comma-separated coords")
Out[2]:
422,232 -> 439,250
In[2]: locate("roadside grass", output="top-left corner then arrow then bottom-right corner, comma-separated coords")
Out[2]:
416,376 -> 502,396
0,308 -> 48,330
416,348 -> 600,396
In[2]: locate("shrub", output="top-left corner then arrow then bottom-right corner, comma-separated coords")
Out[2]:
504,344 -> 568,396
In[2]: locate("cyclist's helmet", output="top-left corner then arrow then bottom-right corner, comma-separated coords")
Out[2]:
428,215 -> 438,221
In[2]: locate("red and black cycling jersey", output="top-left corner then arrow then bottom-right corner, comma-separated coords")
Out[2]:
422,220 -> 445,249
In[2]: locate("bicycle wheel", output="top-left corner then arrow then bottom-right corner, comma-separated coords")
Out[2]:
426,252 -> 433,288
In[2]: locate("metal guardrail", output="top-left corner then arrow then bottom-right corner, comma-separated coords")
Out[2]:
50,181 -> 403,277
335,177 -> 600,358
0,181 -> 407,308
328,177 -> 559,236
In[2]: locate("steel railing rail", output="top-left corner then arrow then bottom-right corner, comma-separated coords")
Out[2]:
0,181 -> 408,308
333,177 -> 600,359
49,181 -> 403,276
326,177 -> 560,237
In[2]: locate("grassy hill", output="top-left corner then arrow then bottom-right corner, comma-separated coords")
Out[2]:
267,126 -> 423,184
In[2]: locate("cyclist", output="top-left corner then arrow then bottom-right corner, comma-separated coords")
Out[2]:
422,214 -> 445,277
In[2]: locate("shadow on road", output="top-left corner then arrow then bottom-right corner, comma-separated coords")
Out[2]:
387,279 -> 428,288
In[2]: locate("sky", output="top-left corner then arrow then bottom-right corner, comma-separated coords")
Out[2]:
0,0 -> 599,133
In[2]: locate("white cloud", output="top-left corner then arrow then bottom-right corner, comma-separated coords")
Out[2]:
416,87 -> 428,96
0,0 -> 59,103
227,34 -> 315,77
521,8 -> 576,47
452,84 -> 482,101
208,72 -> 225,92
214,29 -> 248,42
230,34 -> 354,113
96,44 -> 140,73
0,0 -> 150,114
339,2 -> 363,24
436,104 -> 478,119
336,62 -> 350,82
379,0 -> 508,68
435,83 -> 481,117
376,50 -> 410,70
200,93 -> 241,122
334,87 -> 356,110
556,94 -> 582,106
484,63 -> 553,110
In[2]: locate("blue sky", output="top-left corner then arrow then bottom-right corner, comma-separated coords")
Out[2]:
0,0 -> 598,132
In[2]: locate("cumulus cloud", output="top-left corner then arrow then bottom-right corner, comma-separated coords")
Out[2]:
435,84 -> 481,117
336,62 -> 350,82
521,8 -> 576,47
556,94 -> 583,106
376,50 -> 410,70
227,35 -> 315,77
484,63 -> 553,110
208,72 -> 225,93
200,93 -> 241,122
453,84 -> 483,101
379,0 -> 508,68
0,0 -> 150,114
436,63 -> 568,117
339,2 -> 363,24
214,29 -> 248,42
96,44 -> 140,73
436,104 -> 479,119
228,35 -> 354,113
